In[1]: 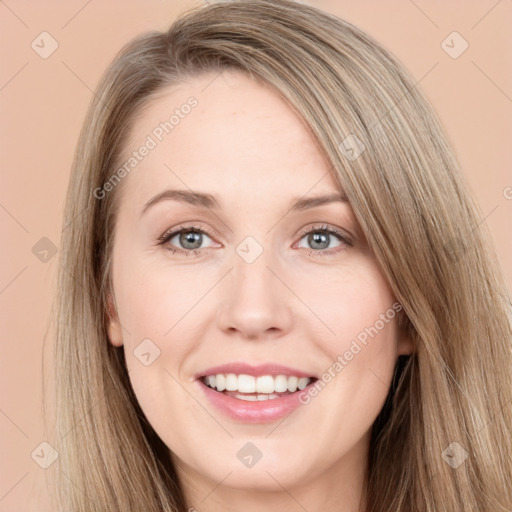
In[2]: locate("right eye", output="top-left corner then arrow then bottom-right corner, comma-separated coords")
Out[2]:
157,224 -> 219,256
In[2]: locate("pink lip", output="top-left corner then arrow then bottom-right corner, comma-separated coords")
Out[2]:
196,378 -> 317,423
194,362 -> 316,379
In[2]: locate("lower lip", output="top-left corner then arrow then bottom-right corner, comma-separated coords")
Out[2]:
196,379 -> 315,423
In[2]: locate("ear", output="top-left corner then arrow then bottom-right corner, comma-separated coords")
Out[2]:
106,293 -> 124,347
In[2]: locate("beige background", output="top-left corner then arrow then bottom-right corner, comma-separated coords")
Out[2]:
1,0 -> 511,510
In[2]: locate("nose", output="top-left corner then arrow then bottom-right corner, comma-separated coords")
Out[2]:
216,246 -> 294,340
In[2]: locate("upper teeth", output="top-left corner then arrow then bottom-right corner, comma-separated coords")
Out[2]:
204,374 -> 312,393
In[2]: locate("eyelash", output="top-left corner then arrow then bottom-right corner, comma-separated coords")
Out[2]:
156,223 -> 353,257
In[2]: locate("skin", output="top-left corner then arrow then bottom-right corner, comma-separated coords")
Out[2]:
107,70 -> 412,512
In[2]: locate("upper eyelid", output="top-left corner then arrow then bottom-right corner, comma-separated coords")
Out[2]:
297,224 -> 350,239
159,223 -> 217,243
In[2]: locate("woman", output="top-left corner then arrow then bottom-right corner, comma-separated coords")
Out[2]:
51,0 -> 512,510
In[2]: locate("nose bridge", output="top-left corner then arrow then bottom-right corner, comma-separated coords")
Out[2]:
216,235 -> 292,338
234,237 -> 273,292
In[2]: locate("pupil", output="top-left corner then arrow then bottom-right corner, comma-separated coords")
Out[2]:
310,232 -> 328,250
181,230 -> 201,249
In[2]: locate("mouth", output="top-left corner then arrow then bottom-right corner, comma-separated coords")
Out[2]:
199,373 -> 319,402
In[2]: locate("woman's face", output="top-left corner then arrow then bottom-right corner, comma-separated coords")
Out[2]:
107,70 -> 411,501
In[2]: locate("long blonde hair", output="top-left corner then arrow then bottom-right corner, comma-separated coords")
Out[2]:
50,1 -> 512,510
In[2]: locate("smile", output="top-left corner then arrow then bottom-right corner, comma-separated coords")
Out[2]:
201,373 -> 313,401
196,368 -> 318,423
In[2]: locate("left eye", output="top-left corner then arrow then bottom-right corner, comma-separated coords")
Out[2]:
297,229 -> 345,251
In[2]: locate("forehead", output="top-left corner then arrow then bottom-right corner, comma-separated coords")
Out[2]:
118,70 -> 342,207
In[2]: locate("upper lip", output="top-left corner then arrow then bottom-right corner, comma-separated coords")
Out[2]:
195,362 -> 317,380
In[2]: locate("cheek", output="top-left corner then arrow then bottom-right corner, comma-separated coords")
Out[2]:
302,259 -> 399,355
298,261 -> 400,421
113,255 -> 212,341
116,276 -> 194,437
112,259 -> 211,410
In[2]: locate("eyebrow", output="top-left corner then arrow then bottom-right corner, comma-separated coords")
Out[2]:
141,189 -> 348,215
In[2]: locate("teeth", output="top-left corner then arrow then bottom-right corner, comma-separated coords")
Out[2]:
225,373 -> 238,391
287,376 -> 298,392
203,373 -> 313,394
298,377 -> 309,390
236,394 -> 258,401
261,393 -> 279,400
238,374 -> 255,393
256,375 -> 274,394
215,374 -> 225,391
274,375 -> 288,393
234,393 -> 280,401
